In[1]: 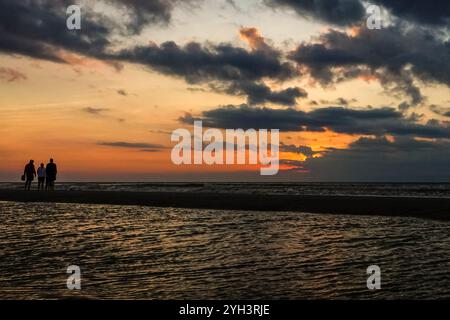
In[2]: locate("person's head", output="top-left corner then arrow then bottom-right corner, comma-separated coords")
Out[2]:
40,163 -> 44,168
29,160 -> 34,164
50,158 -> 54,163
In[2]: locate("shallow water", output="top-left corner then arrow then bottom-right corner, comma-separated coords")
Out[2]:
0,201 -> 449,299
2,182 -> 450,197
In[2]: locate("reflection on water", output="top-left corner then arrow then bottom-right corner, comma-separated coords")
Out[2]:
0,201 -> 449,299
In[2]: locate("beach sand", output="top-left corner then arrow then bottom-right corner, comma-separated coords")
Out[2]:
0,190 -> 449,221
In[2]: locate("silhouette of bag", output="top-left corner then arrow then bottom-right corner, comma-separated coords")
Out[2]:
21,175 -> 25,181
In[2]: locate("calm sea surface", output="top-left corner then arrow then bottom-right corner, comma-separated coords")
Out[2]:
0,201 -> 449,299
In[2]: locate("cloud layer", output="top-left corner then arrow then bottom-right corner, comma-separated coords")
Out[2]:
2,0 -> 449,181
181,104 -> 450,139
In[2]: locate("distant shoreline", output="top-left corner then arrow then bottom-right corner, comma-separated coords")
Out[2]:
1,190 -> 450,221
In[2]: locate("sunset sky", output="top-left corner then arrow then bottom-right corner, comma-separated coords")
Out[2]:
1,0 -> 449,181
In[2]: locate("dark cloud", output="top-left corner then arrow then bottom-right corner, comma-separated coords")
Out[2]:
187,87 -> 207,92
0,0 -> 195,63
0,0 -> 111,63
372,0 -> 450,26
82,107 -> 110,115
0,67 -> 26,82
280,143 -> 319,157
113,35 -> 301,105
182,104 -> 450,139
211,81 -> 307,106
115,40 -> 297,83
430,105 -> 450,117
97,141 -> 167,149
225,0 -> 241,11
239,27 -> 278,54
149,129 -> 172,134
320,97 -> 357,106
107,0 -> 193,33
2,0 -> 448,110
289,25 -> 449,105
264,0 -> 366,26
301,136 -> 450,181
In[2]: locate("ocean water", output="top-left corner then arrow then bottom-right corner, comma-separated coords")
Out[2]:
0,201 -> 449,299
1,182 -> 450,197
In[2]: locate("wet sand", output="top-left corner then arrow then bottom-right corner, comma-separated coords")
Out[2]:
1,189 -> 449,221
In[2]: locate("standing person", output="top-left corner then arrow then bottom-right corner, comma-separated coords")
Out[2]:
45,158 -> 57,191
37,163 -> 46,191
24,160 -> 36,191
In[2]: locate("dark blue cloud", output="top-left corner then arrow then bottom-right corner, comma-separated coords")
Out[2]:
181,104 -> 450,139
266,0 -> 450,27
289,25 -> 450,105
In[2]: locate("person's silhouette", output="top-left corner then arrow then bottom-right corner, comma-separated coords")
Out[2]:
24,160 -> 36,191
45,158 -> 57,191
37,163 -> 46,191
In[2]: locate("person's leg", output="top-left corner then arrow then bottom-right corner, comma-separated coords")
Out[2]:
25,179 -> 31,191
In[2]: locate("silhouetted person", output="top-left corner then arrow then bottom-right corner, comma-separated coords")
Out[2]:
24,160 -> 36,191
45,158 -> 57,191
37,163 -> 46,191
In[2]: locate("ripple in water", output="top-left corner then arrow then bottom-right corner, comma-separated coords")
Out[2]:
0,201 -> 449,299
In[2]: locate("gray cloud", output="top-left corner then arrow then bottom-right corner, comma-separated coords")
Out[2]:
0,3 -> 298,108
264,0 -> 366,26
372,0 -> 450,26
320,97 -> 357,106
0,67 -> 27,82
289,25 -> 449,105
1,0 -> 448,112
301,136 -> 450,181
266,0 -> 450,27
112,36 -> 301,105
280,142 -> 319,157
210,81 -> 307,106
430,105 -> 450,117
82,107 -> 110,115
116,89 -> 128,96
